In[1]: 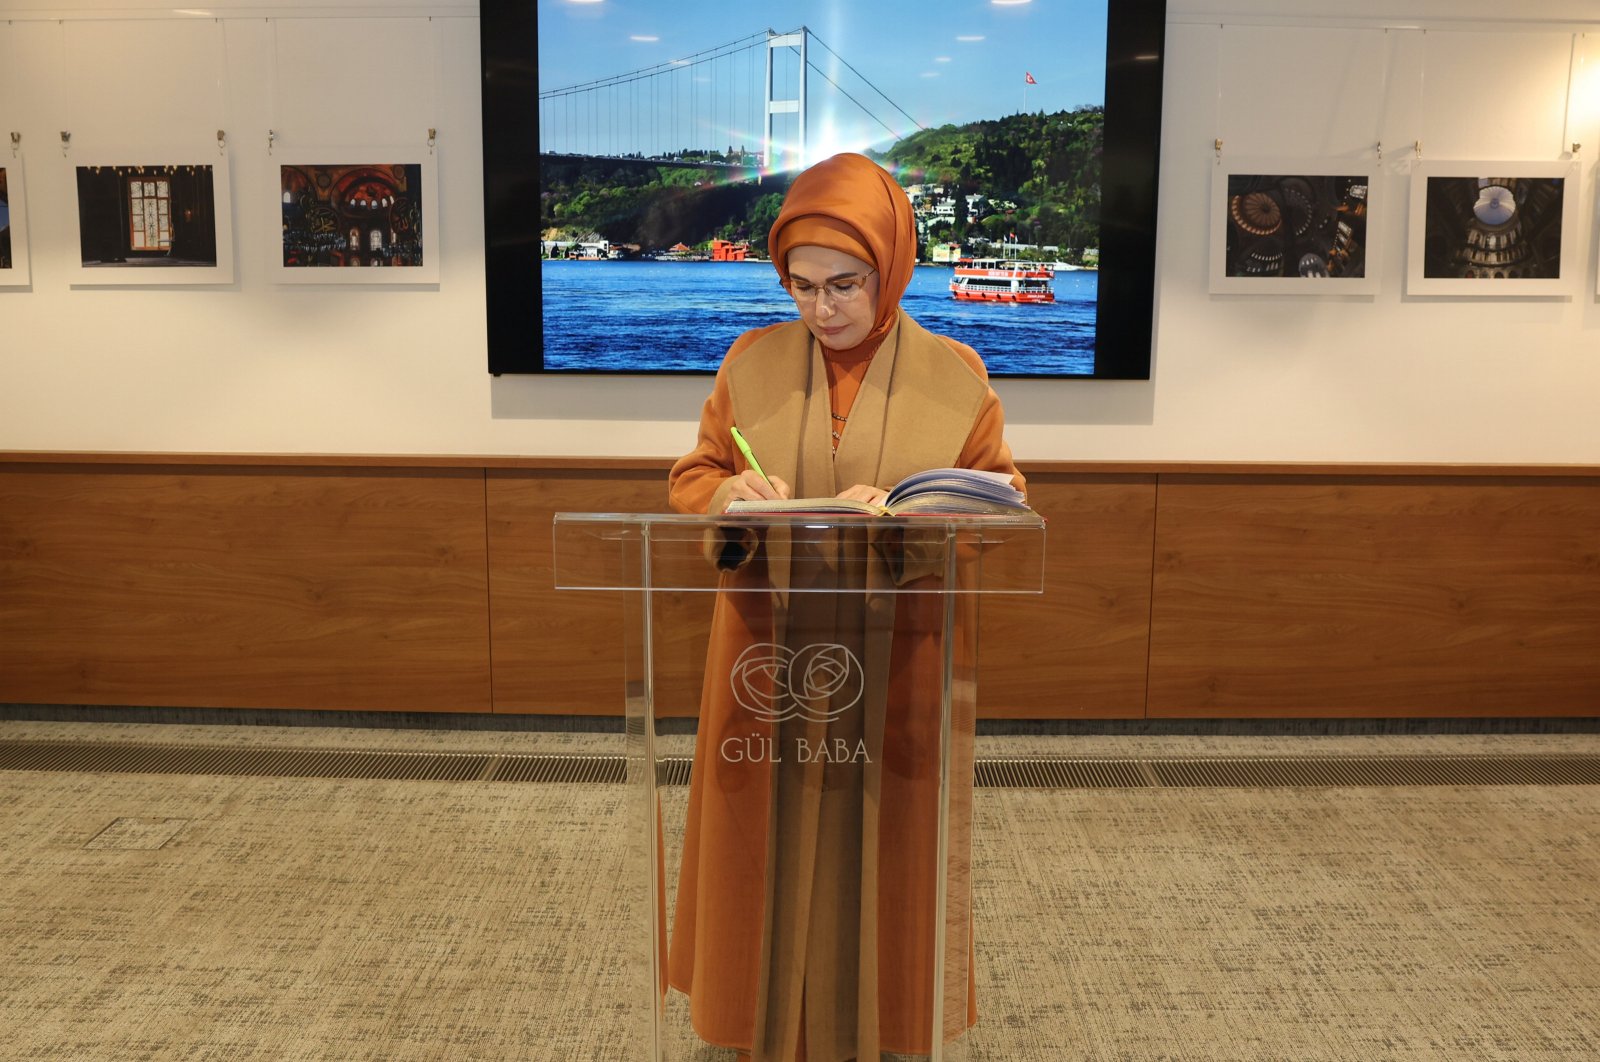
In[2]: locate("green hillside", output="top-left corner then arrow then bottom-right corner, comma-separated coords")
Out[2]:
872,106 -> 1103,254
540,106 -> 1102,260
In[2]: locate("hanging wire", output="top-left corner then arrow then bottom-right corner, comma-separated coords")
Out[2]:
1374,28 -> 1394,160
427,16 -> 441,154
1414,30 -> 1426,160
1212,24 -> 1225,164
1559,32 -> 1579,156
4,20 -> 20,157
213,18 -> 227,155
267,18 -> 279,153
59,19 -> 71,156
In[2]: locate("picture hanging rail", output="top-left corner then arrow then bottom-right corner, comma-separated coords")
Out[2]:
1209,157 -> 1380,296
271,149 -> 440,286
67,152 -> 235,287
1405,160 -> 1580,298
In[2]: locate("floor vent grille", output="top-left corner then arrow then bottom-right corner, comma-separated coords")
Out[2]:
974,755 -> 1600,789
1,741 -> 1597,789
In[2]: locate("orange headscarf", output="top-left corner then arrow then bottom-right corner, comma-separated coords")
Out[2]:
768,152 -> 918,355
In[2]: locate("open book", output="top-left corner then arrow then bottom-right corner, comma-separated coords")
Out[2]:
725,467 -> 1028,516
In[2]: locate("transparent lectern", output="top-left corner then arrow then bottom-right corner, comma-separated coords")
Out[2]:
554,513 -> 1045,1062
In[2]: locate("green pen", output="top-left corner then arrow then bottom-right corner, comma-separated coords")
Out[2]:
729,426 -> 774,489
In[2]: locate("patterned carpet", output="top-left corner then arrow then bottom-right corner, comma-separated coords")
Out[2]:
0,721 -> 1597,1060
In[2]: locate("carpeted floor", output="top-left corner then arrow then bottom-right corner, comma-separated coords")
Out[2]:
1,720 -> 1598,1060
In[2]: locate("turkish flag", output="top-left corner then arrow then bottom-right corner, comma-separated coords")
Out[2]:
1024,71 -> 1037,85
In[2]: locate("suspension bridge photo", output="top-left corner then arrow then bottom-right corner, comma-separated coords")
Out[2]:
533,0 -> 1111,376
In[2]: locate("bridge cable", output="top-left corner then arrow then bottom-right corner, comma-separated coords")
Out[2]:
805,59 -> 909,143
539,30 -> 772,99
805,30 -> 926,133
540,25 -> 925,157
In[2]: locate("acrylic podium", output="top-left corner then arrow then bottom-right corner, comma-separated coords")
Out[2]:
554,512 -> 1045,1062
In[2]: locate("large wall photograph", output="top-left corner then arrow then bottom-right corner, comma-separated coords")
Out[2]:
271,153 -> 439,285
1224,175 -> 1368,279
0,166 -> 11,270
280,163 -> 425,269
1422,176 -> 1564,280
1,156 -> 32,288
75,164 -> 219,268
1207,159 -> 1378,296
481,0 -> 1166,379
68,158 -> 234,286
1405,161 -> 1579,298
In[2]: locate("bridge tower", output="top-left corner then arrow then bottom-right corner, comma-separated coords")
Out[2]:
764,27 -> 807,170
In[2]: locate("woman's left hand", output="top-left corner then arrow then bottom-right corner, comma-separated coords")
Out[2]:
836,484 -> 889,507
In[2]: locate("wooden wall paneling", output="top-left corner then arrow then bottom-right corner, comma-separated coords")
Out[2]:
0,465 -> 493,711
1147,475 -> 1600,716
486,469 -> 712,715
8,454 -> 1596,721
491,470 -> 1158,719
977,473 -> 1157,718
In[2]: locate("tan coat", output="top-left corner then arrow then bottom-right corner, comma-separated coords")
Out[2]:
667,312 -> 1022,1060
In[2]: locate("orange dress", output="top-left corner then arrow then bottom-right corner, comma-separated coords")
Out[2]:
666,313 -> 1022,1061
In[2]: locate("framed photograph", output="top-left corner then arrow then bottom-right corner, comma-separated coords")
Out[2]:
272,153 -> 439,284
69,155 -> 234,286
1209,159 -> 1378,295
0,157 -> 31,288
480,0 -> 1167,378
1406,161 -> 1579,297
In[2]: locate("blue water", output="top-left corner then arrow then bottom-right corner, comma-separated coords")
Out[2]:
540,260 -> 1097,376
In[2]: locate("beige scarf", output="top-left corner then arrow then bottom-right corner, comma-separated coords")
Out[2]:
726,310 -> 988,501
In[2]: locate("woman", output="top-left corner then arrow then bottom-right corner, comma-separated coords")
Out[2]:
667,152 -> 1024,1061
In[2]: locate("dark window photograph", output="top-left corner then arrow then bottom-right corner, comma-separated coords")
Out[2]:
74,164 -> 219,269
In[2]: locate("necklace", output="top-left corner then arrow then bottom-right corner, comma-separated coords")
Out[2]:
830,410 -> 847,446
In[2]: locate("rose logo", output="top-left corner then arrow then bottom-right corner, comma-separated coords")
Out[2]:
729,643 -> 791,721
730,642 -> 864,723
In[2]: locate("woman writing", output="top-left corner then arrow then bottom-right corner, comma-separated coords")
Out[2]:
667,151 -> 1024,1061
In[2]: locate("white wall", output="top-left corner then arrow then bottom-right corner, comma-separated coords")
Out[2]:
1,0 -> 1597,462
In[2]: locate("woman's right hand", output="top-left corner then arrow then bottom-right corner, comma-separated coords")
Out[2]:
718,469 -> 792,510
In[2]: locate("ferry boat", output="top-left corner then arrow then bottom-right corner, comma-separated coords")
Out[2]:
949,258 -> 1055,303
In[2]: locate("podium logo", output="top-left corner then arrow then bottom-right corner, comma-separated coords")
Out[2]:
729,642 -> 865,723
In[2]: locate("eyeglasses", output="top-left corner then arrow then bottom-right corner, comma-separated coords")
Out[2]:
783,270 -> 876,304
